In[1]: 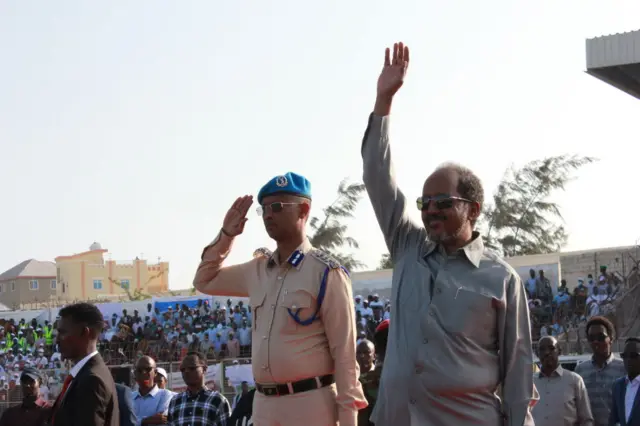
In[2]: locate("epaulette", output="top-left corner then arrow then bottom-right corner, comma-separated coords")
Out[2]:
253,247 -> 273,259
310,249 -> 341,269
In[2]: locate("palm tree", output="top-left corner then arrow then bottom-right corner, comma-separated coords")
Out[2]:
308,178 -> 366,272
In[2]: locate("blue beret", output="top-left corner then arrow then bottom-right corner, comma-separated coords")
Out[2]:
257,172 -> 312,204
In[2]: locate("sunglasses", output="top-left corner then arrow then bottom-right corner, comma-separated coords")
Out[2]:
256,202 -> 302,216
587,333 -> 609,342
621,352 -> 640,360
416,195 -> 473,211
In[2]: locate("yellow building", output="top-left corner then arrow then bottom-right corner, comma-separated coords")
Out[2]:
55,242 -> 169,301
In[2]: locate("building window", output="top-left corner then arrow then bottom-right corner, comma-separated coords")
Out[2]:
93,279 -> 103,290
120,279 -> 130,290
29,280 -> 39,291
11,281 -> 15,291
50,279 -> 57,290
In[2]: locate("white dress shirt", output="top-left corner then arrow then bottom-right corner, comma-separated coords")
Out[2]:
625,375 -> 640,422
70,350 -> 99,377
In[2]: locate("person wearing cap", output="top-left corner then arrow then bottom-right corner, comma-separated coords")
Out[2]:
0,367 -> 51,426
194,172 -> 366,426
361,43 -> 535,425
154,367 -> 176,396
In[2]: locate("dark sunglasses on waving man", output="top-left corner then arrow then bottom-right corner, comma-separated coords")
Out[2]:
416,195 -> 473,211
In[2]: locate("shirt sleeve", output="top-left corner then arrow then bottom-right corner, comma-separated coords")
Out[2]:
499,273 -> 536,426
193,230 -> 254,297
320,267 -> 368,426
575,375 -> 594,426
361,113 -> 425,262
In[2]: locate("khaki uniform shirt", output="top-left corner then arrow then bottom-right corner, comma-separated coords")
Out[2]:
194,233 -> 366,426
532,366 -> 594,426
361,113 -> 537,426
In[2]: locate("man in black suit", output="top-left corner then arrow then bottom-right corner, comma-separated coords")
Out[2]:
610,337 -> 640,426
115,383 -> 137,426
49,302 -> 120,426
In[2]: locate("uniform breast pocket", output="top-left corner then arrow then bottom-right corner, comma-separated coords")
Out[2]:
280,290 -> 314,334
439,287 -> 495,337
251,291 -> 267,332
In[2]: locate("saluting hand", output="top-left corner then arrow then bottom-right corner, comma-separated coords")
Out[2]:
222,195 -> 253,237
377,42 -> 410,100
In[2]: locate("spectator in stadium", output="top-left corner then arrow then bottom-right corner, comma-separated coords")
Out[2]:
229,381 -> 255,426
154,367 -> 176,397
132,355 -> 173,425
50,302 -> 119,426
357,339 -> 377,426
574,316 -> 625,426
167,352 -> 230,426
362,41 -> 535,425
0,367 -> 51,426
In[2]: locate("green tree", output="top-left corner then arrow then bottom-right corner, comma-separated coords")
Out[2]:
108,269 -> 165,301
309,178 -> 366,272
378,253 -> 393,270
483,154 -> 596,257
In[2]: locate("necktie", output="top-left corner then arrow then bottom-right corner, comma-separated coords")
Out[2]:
51,374 -> 73,424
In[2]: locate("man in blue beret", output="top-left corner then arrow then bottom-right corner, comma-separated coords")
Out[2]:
194,171 -> 366,426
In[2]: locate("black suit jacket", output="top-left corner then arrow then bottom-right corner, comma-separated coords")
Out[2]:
115,383 -> 137,426
51,353 -> 120,426
610,376 -> 640,426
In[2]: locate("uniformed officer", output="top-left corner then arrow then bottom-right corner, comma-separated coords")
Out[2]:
193,172 -> 367,426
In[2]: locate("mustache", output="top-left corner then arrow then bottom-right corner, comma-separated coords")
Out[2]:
425,214 -> 447,222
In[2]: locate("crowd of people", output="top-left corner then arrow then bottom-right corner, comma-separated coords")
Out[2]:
526,266 -> 624,345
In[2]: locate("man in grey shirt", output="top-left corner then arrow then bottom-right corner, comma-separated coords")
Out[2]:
574,316 -> 625,426
362,42 -> 536,426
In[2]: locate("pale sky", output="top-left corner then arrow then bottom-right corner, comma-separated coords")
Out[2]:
2,1 -> 640,290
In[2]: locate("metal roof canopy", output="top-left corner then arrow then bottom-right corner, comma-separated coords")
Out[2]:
586,30 -> 640,100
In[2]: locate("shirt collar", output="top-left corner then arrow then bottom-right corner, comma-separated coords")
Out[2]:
267,239 -> 313,270
70,350 -> 99,377
626,375 -> 640,385
591,353 -> 616,367
538,365 -> 564,378
133,385 -> 160,399
186,386 -> 209,397
22,397 -> 48,409
424,231 -> 484,268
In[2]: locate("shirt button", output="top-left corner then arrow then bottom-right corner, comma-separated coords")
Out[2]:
436,288 -> 442,294
422,338 -> 428,344
262,336 -> 267,339
429,311 -> 434,316
410,398 -> 416,404
277,276 -> 283,280
271,304 -> 275,309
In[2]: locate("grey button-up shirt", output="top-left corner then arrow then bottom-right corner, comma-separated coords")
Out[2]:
361,113 -> 536,426
532,366 -> 594,426
574,354 -> 626,426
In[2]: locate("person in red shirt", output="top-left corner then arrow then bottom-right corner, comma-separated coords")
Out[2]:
0,367 -> 51,426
